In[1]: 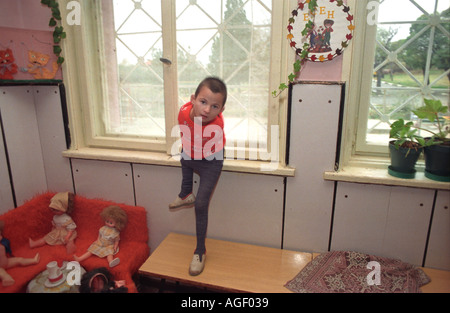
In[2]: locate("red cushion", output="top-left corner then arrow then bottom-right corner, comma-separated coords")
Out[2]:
0,192 -> 149,293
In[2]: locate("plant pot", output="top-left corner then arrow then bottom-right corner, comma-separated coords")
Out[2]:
424,142 -> 450,182
388,141 -> 422,179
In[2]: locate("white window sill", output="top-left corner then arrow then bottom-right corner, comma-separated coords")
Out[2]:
324,156 -> 450,191
62,148 -> 296,177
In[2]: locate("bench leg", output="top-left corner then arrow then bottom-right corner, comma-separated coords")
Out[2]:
158,278 -> 166,293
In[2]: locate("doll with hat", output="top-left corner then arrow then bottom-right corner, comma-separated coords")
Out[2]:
74,206 -> 127,268
0,220 -> 40,287
29,192 -> 77,254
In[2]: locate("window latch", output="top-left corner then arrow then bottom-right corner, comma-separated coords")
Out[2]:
159,58 -> 172,65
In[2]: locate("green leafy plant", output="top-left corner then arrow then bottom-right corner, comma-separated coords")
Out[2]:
390,99 -> 450,153
272,0 -> 319,98
41,0 -> 66,65
412,98 -> 449,144
390,119 -> 425,151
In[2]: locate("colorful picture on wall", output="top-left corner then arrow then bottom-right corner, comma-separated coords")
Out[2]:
288,0 -> 355,62
0,28 -> 62,81
0,48 -> 18,80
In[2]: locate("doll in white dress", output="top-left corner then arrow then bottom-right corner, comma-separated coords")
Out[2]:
29,192 -> 77,254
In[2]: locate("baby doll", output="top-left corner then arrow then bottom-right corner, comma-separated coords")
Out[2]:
0,220 -> 40,287
74,206 -> 127,268
29,192 -> 77,254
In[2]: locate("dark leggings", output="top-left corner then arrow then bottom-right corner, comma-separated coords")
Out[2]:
179,156 -> 223,256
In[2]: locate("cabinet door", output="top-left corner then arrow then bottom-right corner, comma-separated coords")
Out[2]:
283,83 -> 344,252
331,183 -> 391,254
71,159 -> 135,205
425,190 -> 450,270
0,87 -> 47,206
133,163 -> 194,252
331,182 -> 434,266
0,119 -> 14,213
34,86 -> 73,192
134,163 -> 284,253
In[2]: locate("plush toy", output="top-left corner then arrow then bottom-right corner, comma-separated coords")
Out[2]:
74,206 -> 127,268
0,48 -> 18,80
79,267 -> 127,293
0,220 -> 40,287
29,192 -> 77,254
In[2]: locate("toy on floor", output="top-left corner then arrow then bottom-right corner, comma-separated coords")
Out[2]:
79,267 -> 127,293
0,221 -> 40,287
74,206 -> 127,268
29,192 -> 77,254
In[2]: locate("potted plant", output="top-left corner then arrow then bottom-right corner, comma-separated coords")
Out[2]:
388,119 -> 424,179
412,99 -> 450,182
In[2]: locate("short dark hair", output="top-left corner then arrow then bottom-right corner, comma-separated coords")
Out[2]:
195,76 -> 228,106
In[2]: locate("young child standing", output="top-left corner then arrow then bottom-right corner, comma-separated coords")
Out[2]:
169,77 -> 227,276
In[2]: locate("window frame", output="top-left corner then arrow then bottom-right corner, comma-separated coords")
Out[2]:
354,0 -> 380,157
343,0 -> 450,162
339,0 -> 369,167
342,0 -> 416,167
59,0 -> 293,172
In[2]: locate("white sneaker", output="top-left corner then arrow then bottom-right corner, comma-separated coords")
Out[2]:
169,194 -> 195,210
189,254 -> 206,276
109,257 -> 120,268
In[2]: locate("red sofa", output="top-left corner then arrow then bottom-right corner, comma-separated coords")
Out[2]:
0,192 -> 150,293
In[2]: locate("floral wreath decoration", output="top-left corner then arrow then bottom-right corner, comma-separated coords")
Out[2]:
273,0 -> 355,97
289,0 -> 355,62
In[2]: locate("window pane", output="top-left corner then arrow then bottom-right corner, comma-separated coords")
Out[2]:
364,0 -> 449,148
176,0 -> 273,149
105,0 -> 166,140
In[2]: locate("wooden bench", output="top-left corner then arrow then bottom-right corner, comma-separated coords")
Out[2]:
139,233 -> 450,293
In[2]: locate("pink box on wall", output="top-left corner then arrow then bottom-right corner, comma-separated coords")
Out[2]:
0,27 -> 62,81
0,0 -> 62,81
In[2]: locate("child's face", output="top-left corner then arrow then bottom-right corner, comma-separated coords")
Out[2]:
190,86 -> 225,125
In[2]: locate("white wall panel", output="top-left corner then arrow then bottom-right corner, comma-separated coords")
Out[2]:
425,190 -> 450,270
283,83 -> 343,252
134,164 -> 284,253
383,187 -> 434,263
34,86 -> 73,193
331,182 -> 435,266
331,183 -> 390,254
134,164 -> 195,252
71,159 -> 134,205
0,120 -> 14,214
208,171 -> 284,248
0,86 -> 47,206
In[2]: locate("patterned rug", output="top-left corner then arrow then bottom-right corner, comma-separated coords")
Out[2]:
285,251 -> 431,293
